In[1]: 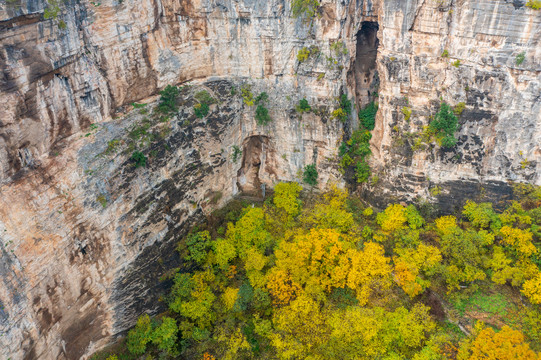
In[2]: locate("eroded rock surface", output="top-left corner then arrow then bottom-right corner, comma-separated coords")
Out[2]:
0,0 -> 539,358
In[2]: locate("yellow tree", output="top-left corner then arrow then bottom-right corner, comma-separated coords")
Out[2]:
499,226 -> 537,257
461,325 -> 541,360
273,182 -> 303,217
394,244 -> 442,297
270,293 -> 329,359
274,228 -> 352,300
266,268 -> 300,306
347,242 -> 392,305
522,273 -> 541,305
300,185 -> 354,233
377,204 -> 408,233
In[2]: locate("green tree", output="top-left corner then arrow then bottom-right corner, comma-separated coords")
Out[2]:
296,98 -> 311,113
429,102 -> 458,148
303,164 -> 318,186
184,231 -> 212,264
126,314 -> 153,355
359,101 -> 378,130
255,105 -> 272,125
152,317 -> 179,355
158,85 -> 180,114
194,102 -> 210,118
131,151 -> 147,168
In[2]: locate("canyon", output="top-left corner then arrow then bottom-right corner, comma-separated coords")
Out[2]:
0,0 -> 539,358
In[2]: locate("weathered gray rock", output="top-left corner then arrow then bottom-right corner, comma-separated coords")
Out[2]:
0,0 -> 539,358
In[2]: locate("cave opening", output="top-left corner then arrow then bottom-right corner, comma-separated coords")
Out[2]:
354,21 -> 379,108
236,136 -> 265,198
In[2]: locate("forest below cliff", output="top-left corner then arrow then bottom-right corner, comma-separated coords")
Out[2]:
92,181 -> 541,360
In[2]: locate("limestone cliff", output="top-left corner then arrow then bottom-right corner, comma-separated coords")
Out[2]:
0,0 -> 539,359
370,0 -> 541,212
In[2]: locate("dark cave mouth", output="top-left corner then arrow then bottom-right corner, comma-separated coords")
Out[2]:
355,21 -> 380,108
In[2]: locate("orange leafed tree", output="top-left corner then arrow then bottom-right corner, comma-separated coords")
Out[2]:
464,325 -> 541,360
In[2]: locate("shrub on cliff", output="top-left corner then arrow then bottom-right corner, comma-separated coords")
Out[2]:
158,85 -> 180,114
526,0 -> 541,9
194,102 -> 210,118
131,151 -> 147,168
255,105 -> 272,125
291,0 -> 320,20
296,98 -> 311,113
429,102 -> 458,148
359,102 -> 378,130
303,164 -> 318,186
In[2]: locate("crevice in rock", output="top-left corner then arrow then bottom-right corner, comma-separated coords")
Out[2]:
354,21 -> 379,108
236,136 -> 270,198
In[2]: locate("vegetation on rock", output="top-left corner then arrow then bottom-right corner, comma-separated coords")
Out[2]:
158,85 -> 180,114
92,182 -> 541,360
291,0 -> 320,20
302,164 -> 318,186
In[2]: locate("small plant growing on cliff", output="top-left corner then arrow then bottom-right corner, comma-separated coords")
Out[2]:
330,41 -> 348,56
401,107 -> 412,122
195,90 -> 215,105
296,98 -> 311,113
194,103 -> 210,118
44,0 -> 61,20
255,92 -> 269,104
359,102 -> 378,130
430,186 -> 442,196
193,90 -> 215,118
241,85 -> 254,106
255,105 -> 272,125
451,60 -> 461,68
332,108 -> 347,122
339,94 -> 351,114
526,0 -> 541,9
429,102 -> 458,148
297,47 -> 311,62
332,94 -> 352,122
441,49 -> 449,58
231,145 -> 242,163
131,151 -> 147,168
103,139 -> 121,155
158,85 -> 180,114
291,0 -> 320,20
516,52 -> 526,65
453,102 -> 466,115
303,164 -> 318,186
253,91 -> 272,125
96,195 -> 107,208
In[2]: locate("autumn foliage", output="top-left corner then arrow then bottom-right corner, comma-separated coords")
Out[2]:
115,183 -> 541,360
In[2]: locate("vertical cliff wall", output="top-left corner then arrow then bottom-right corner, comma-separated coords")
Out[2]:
0,0 -> 539,359
368,0 -> 541,212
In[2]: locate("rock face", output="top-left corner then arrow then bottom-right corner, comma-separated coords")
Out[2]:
0,0 -> 539,358
371,0 -> 541,213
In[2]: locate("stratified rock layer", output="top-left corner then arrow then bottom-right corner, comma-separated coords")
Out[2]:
0,0 -> 539,358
